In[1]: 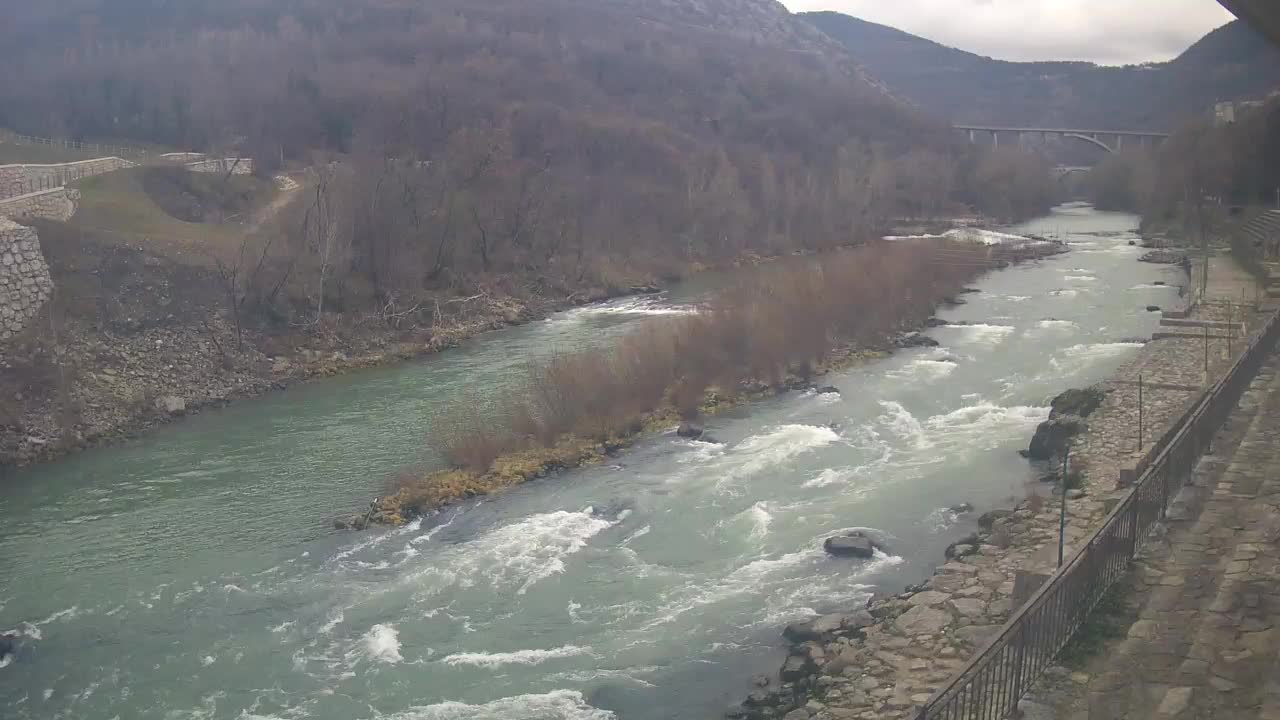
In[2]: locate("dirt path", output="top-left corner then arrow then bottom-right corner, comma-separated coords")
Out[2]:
241,173 -> 303,236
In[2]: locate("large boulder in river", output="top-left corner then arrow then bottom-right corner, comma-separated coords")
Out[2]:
677,422 -> 705,440
782,611 -> 874,643
1024,386 -> 1106,461
1049,387 -> 1107,419
0,633 -> 14,661
823,531 -> 882,558
1026,417 -> 1085,461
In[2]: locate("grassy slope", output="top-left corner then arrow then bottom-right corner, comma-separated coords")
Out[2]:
68,167 -> 278,266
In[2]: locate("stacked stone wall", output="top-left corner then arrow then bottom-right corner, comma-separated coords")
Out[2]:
0,218 -> 53,339
184,158 -> 254,175
0,187 -> 79,222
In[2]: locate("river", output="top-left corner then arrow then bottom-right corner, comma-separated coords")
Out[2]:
0,206 -> 1184,719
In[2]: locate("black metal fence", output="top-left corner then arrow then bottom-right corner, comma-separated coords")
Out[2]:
1,131 -> 151,160
916,307 -> 1280,720
0,159 -> 133,201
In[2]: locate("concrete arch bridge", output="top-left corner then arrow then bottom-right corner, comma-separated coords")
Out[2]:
955,125 -> 1170,154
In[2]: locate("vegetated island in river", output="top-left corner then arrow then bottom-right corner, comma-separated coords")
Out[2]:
341,234 -> 1065,530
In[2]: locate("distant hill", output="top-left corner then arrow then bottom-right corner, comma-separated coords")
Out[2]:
804,12 -> 1280,130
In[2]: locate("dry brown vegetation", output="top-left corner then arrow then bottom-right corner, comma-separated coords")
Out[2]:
377,239 -> 1028,519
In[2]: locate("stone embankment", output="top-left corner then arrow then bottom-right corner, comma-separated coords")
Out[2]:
2,290 -> 559,467
732,294 -> 1272,720
0,218 -> 54,340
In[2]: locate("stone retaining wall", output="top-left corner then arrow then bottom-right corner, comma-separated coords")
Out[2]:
0,187 -> 79,222
0,217 -> 53,339
184,158 -> 254,175
0,157 -> 134,198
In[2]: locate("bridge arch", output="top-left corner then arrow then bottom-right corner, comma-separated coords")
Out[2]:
1062,133 -> 1116,154
1054,166 -> 1092,180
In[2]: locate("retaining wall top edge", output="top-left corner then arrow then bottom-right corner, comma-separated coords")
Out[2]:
0,187 -> 72,204
0,157 -> 131,170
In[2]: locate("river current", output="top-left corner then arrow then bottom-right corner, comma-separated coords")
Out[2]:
0,206 -> 1184,719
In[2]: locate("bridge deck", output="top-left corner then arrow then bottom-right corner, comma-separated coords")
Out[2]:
954,125 -> 1170,137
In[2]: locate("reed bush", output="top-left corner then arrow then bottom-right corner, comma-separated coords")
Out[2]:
427,239 -> 1016,473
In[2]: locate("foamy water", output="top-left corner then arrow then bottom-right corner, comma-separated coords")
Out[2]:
562,296 -> 698,320
387,690 -> 616,720
442,645 -> 594,668
933,323 -> 1015,346
364,624 -> 404,664
884,228 -> 1043,247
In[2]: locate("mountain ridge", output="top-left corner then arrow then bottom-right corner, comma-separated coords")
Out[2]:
804,12 -> 1280,130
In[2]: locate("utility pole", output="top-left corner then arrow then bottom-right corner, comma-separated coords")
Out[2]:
1204,324 -> 1211,378
1198,188 -> 1209,302
1227,301 -> 1234,357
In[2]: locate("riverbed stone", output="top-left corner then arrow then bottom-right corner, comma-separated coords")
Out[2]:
907,591 -> 950,607
781,654 -> 813,681
894,605 -> 951,636
950,598 -> 987,619
677,422 -> 704,439
785,614 -> 848,642
154,395 -> 187,415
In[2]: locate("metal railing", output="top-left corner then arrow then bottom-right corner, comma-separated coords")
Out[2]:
917,306 -> 1280,720
0,159 -> 134,201
1,130 -> 152,159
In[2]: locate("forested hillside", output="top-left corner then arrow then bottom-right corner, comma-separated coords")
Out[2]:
806,12 -> 1280,130
0,0 -> 1053,319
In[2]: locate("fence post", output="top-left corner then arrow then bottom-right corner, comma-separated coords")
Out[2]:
1204,324 -> 1210,378
1228,301 -> 1234,357
1138,374 -> 1144,452
1059,446 -> 1071,568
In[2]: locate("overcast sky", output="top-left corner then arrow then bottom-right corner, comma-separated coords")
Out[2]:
780,0 -> 1236,65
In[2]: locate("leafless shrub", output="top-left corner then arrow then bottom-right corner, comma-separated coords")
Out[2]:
428,240 -> 1008,469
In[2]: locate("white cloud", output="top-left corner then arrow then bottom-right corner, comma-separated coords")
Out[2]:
780,0 -> 1236,65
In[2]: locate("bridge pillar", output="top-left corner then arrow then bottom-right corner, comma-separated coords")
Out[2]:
1116,135 -> 1124,151
992,130 -> 999,147
968,129 -> 975,143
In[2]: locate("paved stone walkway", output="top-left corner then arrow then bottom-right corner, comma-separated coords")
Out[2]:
1031,352 -> 1280,720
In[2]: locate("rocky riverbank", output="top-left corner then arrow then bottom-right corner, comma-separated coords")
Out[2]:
0,286 -> 654,469
727,269 -> 1263,720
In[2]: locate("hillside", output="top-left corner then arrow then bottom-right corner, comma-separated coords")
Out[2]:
1,0 -> 1069,466
804,12 -> 1280,130
0,1 -> 951,272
